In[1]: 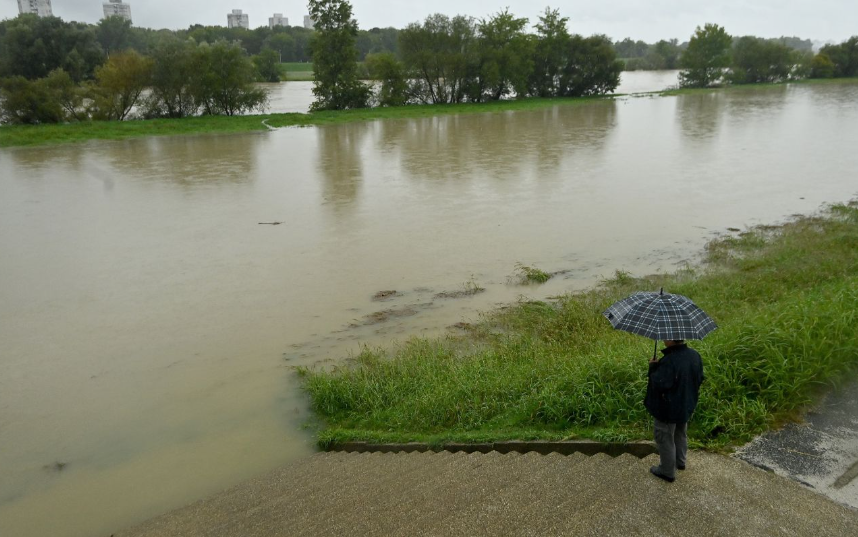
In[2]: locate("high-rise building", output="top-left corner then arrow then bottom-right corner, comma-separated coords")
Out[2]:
303,15 -> 315,29
228,9 -> 249,29
269,13 -> 288,28
17,0 -> 53,17
103,0 -> 132,22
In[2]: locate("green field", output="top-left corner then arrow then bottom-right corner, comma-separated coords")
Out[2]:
277,62 -> 314,81
300,203 -> 858,450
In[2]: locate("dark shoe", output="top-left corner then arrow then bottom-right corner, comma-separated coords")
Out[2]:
677,464 -> 686,471
650,466 -> 675,483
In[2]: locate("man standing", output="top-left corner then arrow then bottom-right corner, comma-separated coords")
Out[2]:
644,339 -> 705,482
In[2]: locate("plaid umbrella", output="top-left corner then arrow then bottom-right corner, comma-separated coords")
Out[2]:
603,288 -> 717,358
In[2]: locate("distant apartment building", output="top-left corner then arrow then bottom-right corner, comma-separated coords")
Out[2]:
103,0 -> 132,22
303,15 -> 315,29
228,9 -> 249,29
269,13 -> 288,28
17,0 -> 53,17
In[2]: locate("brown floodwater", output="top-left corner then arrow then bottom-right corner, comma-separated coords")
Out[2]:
1,81 -> 857,537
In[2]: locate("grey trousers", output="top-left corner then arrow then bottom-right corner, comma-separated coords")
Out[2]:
653,418 -> 688,478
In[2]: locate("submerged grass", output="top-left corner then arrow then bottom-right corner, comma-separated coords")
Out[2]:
300,202 -> 858,450
4,78 -> 858,149
0,95 -> 608,148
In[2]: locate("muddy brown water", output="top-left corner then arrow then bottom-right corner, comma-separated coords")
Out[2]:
2,78 -> 858,537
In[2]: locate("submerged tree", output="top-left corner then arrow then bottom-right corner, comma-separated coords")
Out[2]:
679,23 -> 732,88
729,36 -> 794,84
529,8 -> 571,97
815,36 -> 858,78
146,39 -> 199,118
560,34 -> 623,96
472,9 -> 533,101
191,40 -> 268,116
365,52 -> 410,106
89,50 -> 153,120
308,0 -> 370,110
398,14 -> 477,104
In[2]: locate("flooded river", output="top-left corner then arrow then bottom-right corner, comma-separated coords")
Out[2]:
2,79 -> 858,536
261,70 -> 681,114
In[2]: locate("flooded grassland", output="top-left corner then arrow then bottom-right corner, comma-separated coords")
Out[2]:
1,80 -> 858,537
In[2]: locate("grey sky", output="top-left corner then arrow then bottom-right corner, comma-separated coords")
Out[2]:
3,1 -> 856,43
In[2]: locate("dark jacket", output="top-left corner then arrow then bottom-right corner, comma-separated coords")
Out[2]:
644,343 -> 704,424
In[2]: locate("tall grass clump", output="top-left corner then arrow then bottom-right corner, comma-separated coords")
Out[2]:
301,202 -> 858,449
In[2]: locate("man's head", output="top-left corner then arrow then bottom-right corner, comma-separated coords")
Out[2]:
663,339 -> 685,347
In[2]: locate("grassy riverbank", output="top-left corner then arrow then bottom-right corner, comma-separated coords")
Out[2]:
300,202 -> 858,450
0,95 -> 608,148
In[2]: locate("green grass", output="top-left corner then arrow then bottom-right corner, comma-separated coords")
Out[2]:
661,76 -> 858,96
277,62 -> 314,81
300,202 -> 858,450
0,95 -> 609,148
514,263 -> 552,284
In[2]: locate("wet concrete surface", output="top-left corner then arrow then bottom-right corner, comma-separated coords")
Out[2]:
735,381 -> 858,509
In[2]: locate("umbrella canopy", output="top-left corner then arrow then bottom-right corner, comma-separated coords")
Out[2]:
603,288 -> 717,342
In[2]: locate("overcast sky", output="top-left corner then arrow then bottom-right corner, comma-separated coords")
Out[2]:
3,1 -> 856,43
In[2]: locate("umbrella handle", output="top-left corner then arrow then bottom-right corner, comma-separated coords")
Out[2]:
653,339 -> 658,360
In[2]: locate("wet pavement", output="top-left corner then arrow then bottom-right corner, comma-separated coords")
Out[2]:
735,381 -> 858,509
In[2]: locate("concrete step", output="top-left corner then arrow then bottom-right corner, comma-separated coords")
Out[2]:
355,451 -> 512,536
422,451 -> 593,535
200,451 -> 390,535
115,449 -> 858,537
322,451 -> 527,536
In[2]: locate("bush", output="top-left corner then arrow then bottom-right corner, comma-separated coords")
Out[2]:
0,76 -> 63,124
365,53 -> 410,106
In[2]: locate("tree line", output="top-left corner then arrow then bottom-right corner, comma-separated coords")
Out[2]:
310,3 -> 624,110
678,24 -> 858,87
2,6 -> 857,123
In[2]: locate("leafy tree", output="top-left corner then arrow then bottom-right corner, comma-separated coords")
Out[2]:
191,40 -> 268,116
679,23 -> 732,87
365,52 -> 409,106
817,36 -> 858,78
89,50 -> 153,120
146,39 -> 199,118
356,27 -> 399,59
263,33 -> 295,62
0,15 -> 105,80
0,75 -> 64,124
810,53 -> 835,78
652,39 -> 681,69
473,9 -> 533,101
97,15 -> 132,56
254,49 -> 281,82
399,14 -> 477,104
308,0 -> 370,110
529,8 -> 570,97
613,38 -> 649,59
559,35 -> 622,96
45,68 -> 88,121
771,36 -> 813,52
729,36 -> 793,84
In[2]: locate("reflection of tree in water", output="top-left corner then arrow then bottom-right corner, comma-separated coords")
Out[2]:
676,93 -> 723,140
380,101 -> 617,183
316,123 -> 367,209
722,85 -> 787,120
103,134 -> 262,187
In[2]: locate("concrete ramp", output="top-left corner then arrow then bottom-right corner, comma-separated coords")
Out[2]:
116,450 -> 858,536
